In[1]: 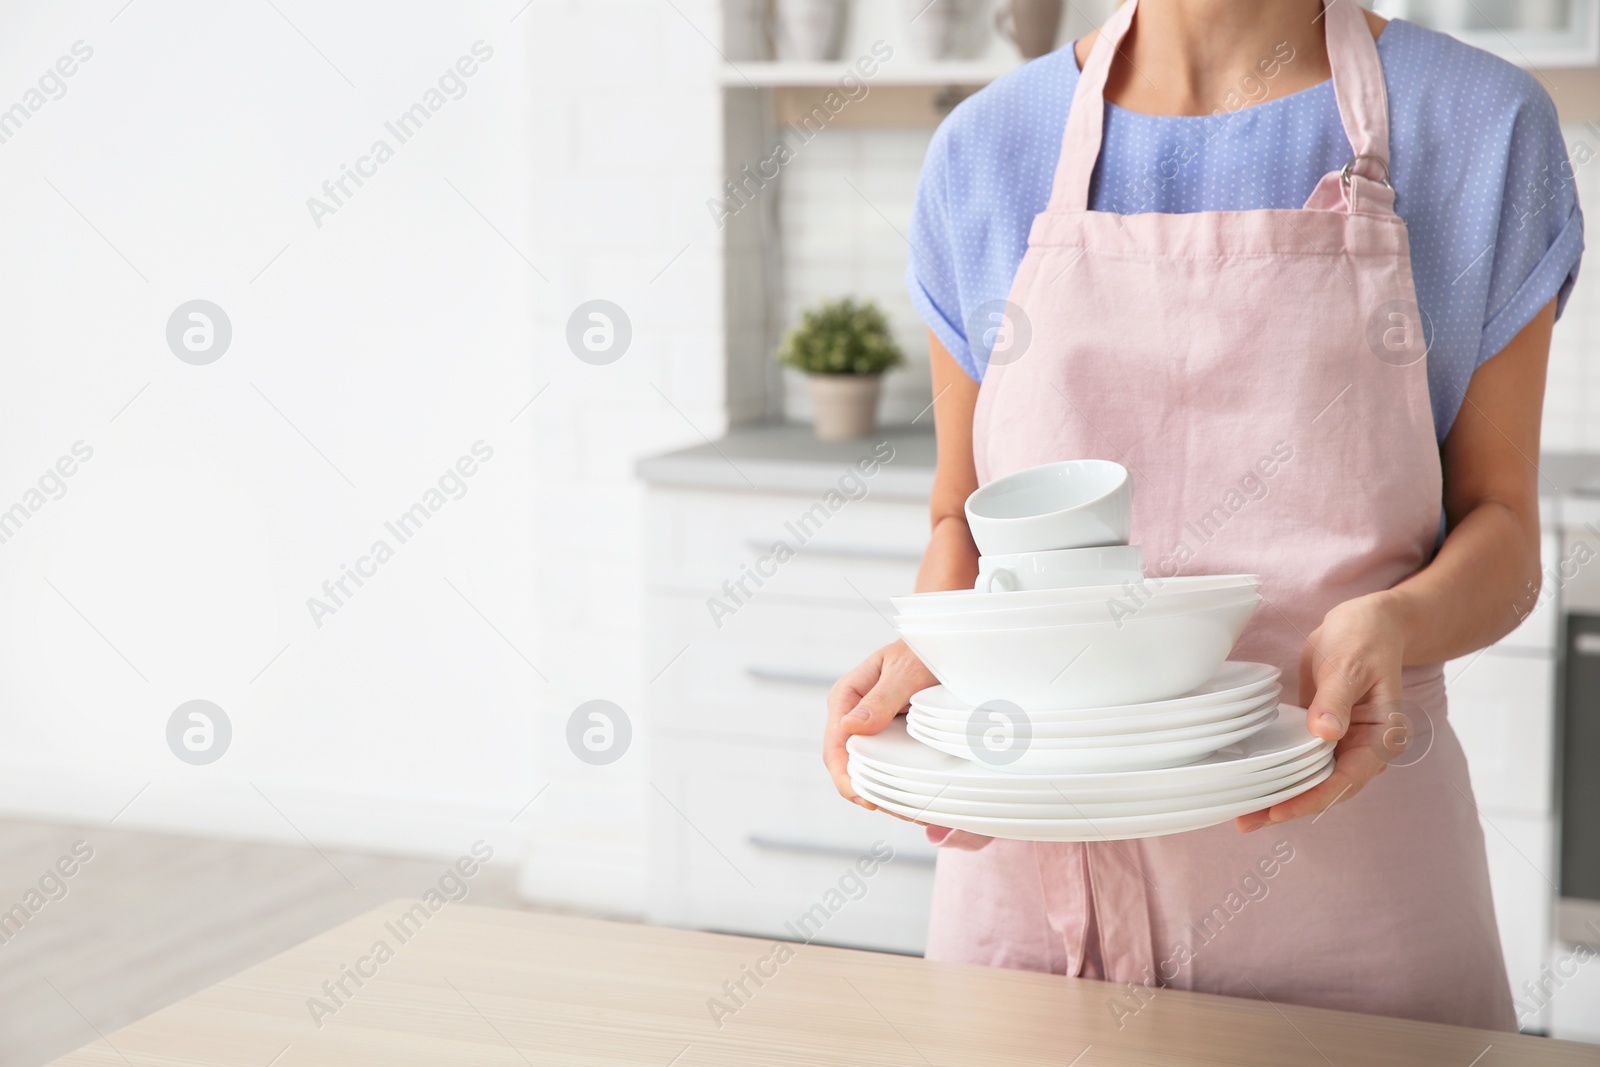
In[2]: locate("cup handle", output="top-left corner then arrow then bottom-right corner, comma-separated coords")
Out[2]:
983,568 -> 1019,593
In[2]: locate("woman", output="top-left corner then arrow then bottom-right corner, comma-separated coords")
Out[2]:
824,0 -> 1583,1029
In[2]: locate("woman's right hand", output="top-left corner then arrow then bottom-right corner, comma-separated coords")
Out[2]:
824,638 -> 938,809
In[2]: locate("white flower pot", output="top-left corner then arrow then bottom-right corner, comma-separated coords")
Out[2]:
905,0 -> 956,61
808,374 -> 882,441
994,0 -> 1062,59
773,0 -> 844,62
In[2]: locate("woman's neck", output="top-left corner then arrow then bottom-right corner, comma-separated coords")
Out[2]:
1075,0 -> 1383,117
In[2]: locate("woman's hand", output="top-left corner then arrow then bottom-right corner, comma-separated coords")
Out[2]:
1236,593 -> 1410,832
825,639 -> 938,811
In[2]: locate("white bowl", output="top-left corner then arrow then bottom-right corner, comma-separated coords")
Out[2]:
892,574 -> 1260,617
965,460 -> 1132,556
897,596 -> 1259,711
895,587 -> 1260,633
976,544 -> 1144,593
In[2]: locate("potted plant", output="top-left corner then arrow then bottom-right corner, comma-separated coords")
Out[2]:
779,298 -> 905,441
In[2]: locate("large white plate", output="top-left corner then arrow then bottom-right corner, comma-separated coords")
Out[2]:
908,686 -> 1281,737
847,707 -> 1331,789
908,662 -> 1281,720
907,703 -> 1278,774
848,743 -> 1333,804
906,691 -> 1279,746
852,761 -> 1336,842
850,752 -> 1334,819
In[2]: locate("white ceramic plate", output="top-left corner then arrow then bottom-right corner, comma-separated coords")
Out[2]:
848,743 -> 1332,805
905,694 -> 1276,748
852,760 -> 1336,842
851,752 -> 1334,819
906,703 -> 1277,774
908,687 -> 1281,738
847,707 -> 1331,789
908,662 -> 1280,719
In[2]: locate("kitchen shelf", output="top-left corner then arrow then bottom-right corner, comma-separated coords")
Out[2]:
719,59 -> 1019,87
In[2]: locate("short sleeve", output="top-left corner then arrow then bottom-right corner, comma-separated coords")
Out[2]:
905,123 -> 978,380
1477,85 -> 1585,365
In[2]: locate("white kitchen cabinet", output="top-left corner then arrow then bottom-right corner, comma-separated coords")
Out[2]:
641,427 -> 939,953
1479,811 -> 1558,1033
1447,650 -> 1557,817
651,731 -> 935,953
1446,531 -> 1567,1034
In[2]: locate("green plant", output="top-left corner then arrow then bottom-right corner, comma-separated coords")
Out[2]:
777,298 -> 905,376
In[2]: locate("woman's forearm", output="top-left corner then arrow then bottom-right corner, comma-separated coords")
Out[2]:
1377,300 -> 1554,668
1379,497 -> 1542,666
916,513 -> 981,593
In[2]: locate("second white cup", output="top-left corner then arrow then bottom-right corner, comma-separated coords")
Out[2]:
976,544 -> 1145,593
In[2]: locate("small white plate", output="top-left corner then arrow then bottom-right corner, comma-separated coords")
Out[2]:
852,760 -> 1336,841
907,690 -> 1280,744
848,744 -> 1332,804
909,687 -> 1281,737
908,662 -> 1281,719
851,753 -> 1334,819
847,707 -> 1331,788
907,704 -> 1278,774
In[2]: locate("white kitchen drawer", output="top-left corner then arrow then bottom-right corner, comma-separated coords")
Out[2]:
1477,811 -> 1555,1033
1497,533 -> 1562,652
1447,650 -> 1556,817
647,593 -> 899,743
648,732 -> 935,954
645,488 -> 925,604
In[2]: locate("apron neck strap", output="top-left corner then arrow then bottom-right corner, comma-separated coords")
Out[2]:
1048,0 -> 1392,212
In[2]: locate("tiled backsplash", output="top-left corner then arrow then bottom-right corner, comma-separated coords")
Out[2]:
779,121 -> 1599,451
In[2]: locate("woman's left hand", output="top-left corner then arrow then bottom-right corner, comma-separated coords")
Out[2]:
1236,592 -> 1410,832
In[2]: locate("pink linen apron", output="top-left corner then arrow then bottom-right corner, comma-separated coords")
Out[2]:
925,0 -> 1516,1029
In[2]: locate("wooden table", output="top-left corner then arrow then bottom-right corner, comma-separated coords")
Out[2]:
48,902 -> 1598,1066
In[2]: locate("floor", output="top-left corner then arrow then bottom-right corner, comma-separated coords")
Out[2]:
0,819 -> 540,1067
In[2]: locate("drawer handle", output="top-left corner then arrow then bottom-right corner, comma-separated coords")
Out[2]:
742,538 -> 923,564
744,667 -> 841,688
746,835 -> 936,867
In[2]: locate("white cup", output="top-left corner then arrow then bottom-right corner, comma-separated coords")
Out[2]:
965,459 -> 1132,556
976,544 -> 1144,593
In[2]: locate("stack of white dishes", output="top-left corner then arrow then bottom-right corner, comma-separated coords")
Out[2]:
847,709 -> 1335,842
861,459 -> 1333,840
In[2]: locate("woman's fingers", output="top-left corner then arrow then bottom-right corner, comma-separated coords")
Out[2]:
824,651 -> 884,807
1304,655 -> 1364,741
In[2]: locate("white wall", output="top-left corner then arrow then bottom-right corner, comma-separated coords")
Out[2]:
0,0 -> 724,912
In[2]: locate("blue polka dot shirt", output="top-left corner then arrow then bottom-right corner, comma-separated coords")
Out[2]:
906,19 -> 1585,441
